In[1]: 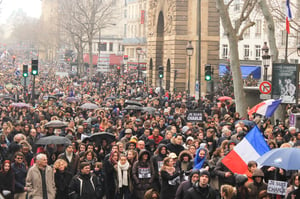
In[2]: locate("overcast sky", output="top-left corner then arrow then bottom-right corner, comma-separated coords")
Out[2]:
1,0 -> 41,23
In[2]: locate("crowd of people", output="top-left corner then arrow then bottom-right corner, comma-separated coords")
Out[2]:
0,63 -> 300,199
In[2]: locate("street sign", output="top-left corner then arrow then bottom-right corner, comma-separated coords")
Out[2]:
260,94 -> 271,100
15,70 -> 20,76
259,81 -> 272,94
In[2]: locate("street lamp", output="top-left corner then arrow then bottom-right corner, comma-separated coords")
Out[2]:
186,41 -> 194,96
262,42 -> 271,81
136,47 -> 142,82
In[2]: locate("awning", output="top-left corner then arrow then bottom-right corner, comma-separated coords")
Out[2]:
83,54 -> 98,65
109,54 -> 123,66
219,64 -> 261,79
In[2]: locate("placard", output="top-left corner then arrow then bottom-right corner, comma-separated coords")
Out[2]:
272,63 -> 299,104
186,111 -> 203,122
267,180 -> 287,195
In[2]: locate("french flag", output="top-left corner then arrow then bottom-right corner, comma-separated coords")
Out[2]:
248,99 -> 282,118
286,0 -> 292,34
222,126 -> 270,174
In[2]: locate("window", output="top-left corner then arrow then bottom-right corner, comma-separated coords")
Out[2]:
255,45 -> 261,60
109,43 -> 113,51
222,44 -> 228,59
255,20 -> 262,37
244,45 -> 250,60
100,43 -> 107,51
124,24 -> 127,37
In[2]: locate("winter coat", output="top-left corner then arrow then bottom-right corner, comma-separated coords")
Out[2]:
160,169 -> 181,199
25,164 -> 56,199
175,170 -> 200,199
58,152 -> 80,175
151,144 -> 168,191
213,157 -> 235,187
68,172 -> 101,199
167,143 -> 184,156
247,169 -> 267,199
11,162 -> 27,193
0,170 -> 14,199
54,170 -> 73,199
132,150 -> 155,199
183,182 -> 218,199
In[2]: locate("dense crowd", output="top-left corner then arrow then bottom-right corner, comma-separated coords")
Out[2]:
0,64 -> 300,199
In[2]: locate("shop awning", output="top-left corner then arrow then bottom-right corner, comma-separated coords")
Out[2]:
109,54 -> 123,66
219,64 -> 261,79
83,54 -> 98,65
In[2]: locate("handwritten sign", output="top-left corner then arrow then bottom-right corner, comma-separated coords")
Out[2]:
267,180 -> 287,195
186,111 -> 203,122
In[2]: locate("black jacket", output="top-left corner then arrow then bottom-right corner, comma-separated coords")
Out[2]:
69,173 -> 101,199
11,162 -> 27,193
184,183 -> 218,199
160,170 -> 181,199
55,170 -> 73,199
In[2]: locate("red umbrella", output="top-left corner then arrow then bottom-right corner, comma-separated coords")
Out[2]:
218,96 -> 232,101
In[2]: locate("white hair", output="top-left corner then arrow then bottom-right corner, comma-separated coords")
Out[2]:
36,153 -> 47,161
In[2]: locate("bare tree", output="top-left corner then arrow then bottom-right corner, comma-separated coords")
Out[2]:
63,0 -> 117,78
216,0 -> 257,117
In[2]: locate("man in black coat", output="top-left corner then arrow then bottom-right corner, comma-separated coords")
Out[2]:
175,170 -> 200,199
184,170 -> 219,199
69,162 -> 102,199
58,144 -> 80,175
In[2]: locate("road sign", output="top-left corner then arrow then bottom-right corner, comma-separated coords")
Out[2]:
259,81 -> 272,94
15,70 -> 20,76
260,94 -> 271,100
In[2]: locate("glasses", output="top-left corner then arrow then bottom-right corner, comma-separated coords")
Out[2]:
16,157 -> 23,160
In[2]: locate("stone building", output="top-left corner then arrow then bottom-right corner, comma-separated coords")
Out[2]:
147,0 -> 220,96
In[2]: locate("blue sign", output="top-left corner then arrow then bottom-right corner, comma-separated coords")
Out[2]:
15,70 -> 20,76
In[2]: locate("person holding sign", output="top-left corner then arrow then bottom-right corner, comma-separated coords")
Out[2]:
132,150 -> 155,199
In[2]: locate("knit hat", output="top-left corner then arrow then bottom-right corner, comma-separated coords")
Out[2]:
199,170 -> 210,179
182,126 -> 190,134
125,129 -> 132,134
129,136 -> 138,144
168,152 -> 178,159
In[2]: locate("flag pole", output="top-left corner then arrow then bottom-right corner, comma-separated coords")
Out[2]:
284,31 -> 289,63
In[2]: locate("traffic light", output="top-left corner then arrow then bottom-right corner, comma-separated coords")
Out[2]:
205,64 -> 212,81
174,70 -> 178,80
31,60 -> 38,76
117,66 -> 121,75
23,65 -> 28,77
158,66 -> 164,79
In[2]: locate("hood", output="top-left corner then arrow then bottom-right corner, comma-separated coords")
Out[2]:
138,149 -> 151,161
235,174 -> 248,185
178,150 -> 193,161
157,144 -> 167,155
252,168 -> 264,178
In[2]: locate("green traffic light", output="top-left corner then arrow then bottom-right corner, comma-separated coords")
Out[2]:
205,75 -> 211,81
32,70 -> 37,75
23,73 -> 28,77
159,74 -> 163,78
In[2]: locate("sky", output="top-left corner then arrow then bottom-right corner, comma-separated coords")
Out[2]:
1,0 -> 41,23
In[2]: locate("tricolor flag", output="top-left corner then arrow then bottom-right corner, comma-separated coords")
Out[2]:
221,126 -> 270,174
248,99 -> 282,118
286,0 -> 292,34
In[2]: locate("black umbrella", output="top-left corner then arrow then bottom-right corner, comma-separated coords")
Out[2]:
36,135 -> 71,145
47,95 -> 58,100
124,105 -> 143,111
125,100 -> 142,107
44,120 -> 68,128
142,107 -> 156,115
88,132 -> 115,144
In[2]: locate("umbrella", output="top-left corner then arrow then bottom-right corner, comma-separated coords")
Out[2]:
36,135 -> 71,145
234,120 -> 256,129
105,96 -> 116,101
47,95 -> 57,100
80,103 -> 99,110
256,148 -> 300,170
11,102 -> 31,108
44,120 -> 68,128
142,107 -> 156,115
88,132 -> 115,144
125,100 -> 143,107
248,99 -> 282,118
65,97 -> 80,103
218,96 -> 232,101
124,105 -> 143,111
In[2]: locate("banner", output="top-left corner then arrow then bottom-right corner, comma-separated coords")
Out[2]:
272,63 -> 299,104
186,110 -> 203,122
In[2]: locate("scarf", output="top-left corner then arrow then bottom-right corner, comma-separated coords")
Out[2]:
117,161 -> 130,188
193,148 -> 207,170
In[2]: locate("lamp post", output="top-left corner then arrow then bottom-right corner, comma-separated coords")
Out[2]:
136,47 -> 142,82
186,41 -> 194,97
262,42 -> 271,81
